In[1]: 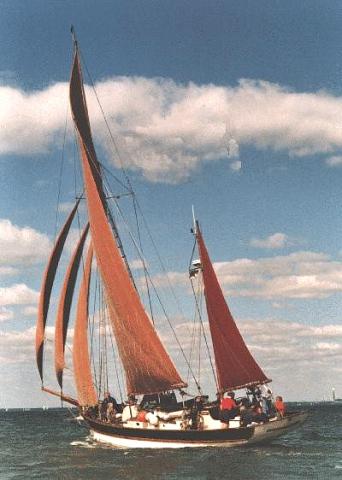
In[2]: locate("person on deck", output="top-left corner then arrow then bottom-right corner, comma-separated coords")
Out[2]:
101,391 -> 121,421
259,384 -> 273,415
275,396 -> 286,417
220,392 -> 238,422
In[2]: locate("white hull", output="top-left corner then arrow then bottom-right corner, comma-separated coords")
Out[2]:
88,411 -> 308,449
90,429 -> 248,448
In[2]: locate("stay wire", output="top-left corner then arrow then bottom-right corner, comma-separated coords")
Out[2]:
54,106 -> 69,242
190,275 -> 219,392
112,198 -> 202,393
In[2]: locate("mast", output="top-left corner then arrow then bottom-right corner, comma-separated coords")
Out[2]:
195,220 -> 270,392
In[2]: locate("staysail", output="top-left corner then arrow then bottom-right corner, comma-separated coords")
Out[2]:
35,200 -> 80,383
196,222 -> 270,392
70,45 -> 186,395
55,223 -> 89,389
72,244 -> 98,406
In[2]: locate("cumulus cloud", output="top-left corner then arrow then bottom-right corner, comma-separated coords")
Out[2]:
230,160 -> 242,172
0,283 -> 39,306
325,155 -> 342,167
21,305 -> 38,317
0,219 -> 51,266
215,251 -> 342,299
0,266 -> 18,276
250,232 -> 295,249
0,307 -> 13,322
160,316 -> 342,400
2,78 -> 342,181
130,258 -> 147,270
0,314 -> 341,404
150,250 -> 342,299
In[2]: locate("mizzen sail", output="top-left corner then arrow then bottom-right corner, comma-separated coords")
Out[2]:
70,46 -> 186,395
35,200 -> 80,383
196,222 -> 270,392
55,223 -> 89,389
73,244 -> 98,406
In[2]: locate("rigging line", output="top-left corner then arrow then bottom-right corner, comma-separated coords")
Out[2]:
190,276 -> 219,392
197,278 -> 202,387
132,198 -> 193,338
78,47 -> 134,193
105,296 -> 124,402
98,161 -> 132,194
54,105 -> 69,243
186,296 -> 199,386
112,198 -> 201,393
98,281 -> 103,399
89,268 -> 99,390
132,195 -> 155,324
74,130 -> 137,289
103,301 -> 109,393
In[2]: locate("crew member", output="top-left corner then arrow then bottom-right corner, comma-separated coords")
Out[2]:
275,395 -> 286,417
102,391 -> 120,421
220,391 -> 238,422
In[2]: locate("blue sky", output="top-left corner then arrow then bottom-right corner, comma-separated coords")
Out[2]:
1,0 -> 342,406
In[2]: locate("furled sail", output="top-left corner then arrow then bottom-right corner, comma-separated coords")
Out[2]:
70,46 -> 186,395
72,244 -> 98,406
55,223 -> 89,389
35,200 -> 80,383
196,222 -> 270,392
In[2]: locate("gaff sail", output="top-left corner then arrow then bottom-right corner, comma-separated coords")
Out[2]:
196,222 -> 270,392
70,46 -> 186,395
35,200 -> 80,383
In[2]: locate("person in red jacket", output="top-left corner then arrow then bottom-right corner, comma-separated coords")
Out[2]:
220,392 -> 238,422
275,396 -> 286,417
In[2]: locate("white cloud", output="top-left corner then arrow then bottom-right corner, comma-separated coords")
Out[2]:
325,155 -> 342,167
0,219 -> 51,266
0,314 -> 341,405
161,316 -> 342,401
250,232 -> 292,249
150,250 -> 342,299
2,78 -> 342,182
0,266 -> 18,276
230,160 -> 242,172
21,305 -> 38,317
0,307 -> 13,322
0,283 -> 39,306
130,258 -> 147,270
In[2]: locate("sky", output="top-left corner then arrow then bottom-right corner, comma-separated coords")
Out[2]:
1,0 -> 342,407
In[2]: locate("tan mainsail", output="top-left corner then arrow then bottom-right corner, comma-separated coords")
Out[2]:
73,244 -> 98,406
70,47 -> 186,395
55,224 -> 89,389
35,200 -> 80,383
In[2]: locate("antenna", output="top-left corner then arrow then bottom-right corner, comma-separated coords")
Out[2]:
70,25 -> 78,47
192,205 -> 197,234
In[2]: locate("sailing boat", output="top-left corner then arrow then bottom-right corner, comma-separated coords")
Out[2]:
35,31 -> 307,448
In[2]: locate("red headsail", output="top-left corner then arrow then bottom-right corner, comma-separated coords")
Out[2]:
196,222 -> 270,392
35,200 -> 80,383
70,47 -> 186,395
73,244 -> 98,406
55,224 -> 89,389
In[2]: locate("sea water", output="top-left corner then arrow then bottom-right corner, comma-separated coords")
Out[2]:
0,403 -> 341,479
